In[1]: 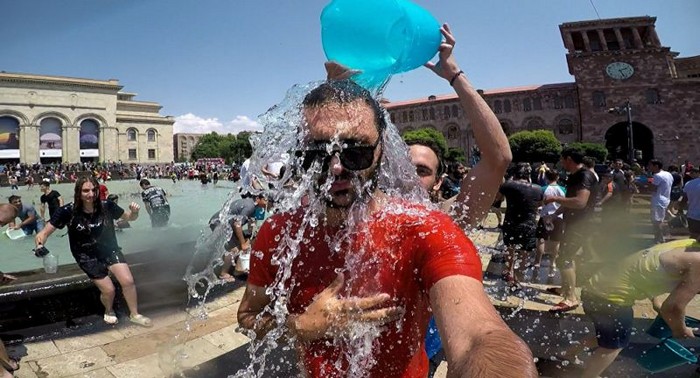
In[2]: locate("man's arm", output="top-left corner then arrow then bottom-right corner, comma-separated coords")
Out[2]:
58,195 -> 64,207
547,189 -> 591,211
425,24 -> 511,229
431,275 -> 536,377
39,202 -> 46,219
237,284 -> 276,339
660,257 -> 700,339
119,202 -> 140,222
597,184 -> 613,206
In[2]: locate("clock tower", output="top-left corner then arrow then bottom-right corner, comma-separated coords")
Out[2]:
559,16 -> 680,163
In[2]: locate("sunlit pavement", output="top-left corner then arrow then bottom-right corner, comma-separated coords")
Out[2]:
6,196 -> 700,377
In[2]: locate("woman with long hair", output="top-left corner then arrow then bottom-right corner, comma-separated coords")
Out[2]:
35,176 -> 151,326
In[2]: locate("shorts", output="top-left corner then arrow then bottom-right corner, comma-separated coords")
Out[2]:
150,205 -> 171,228
502,223 -> 537,251
582,290 -> 633,349
670,187 -> 683,202
689,217 -> 700,237
558,226 -> 591,267
21,220 -> 45,235
650,204 -> 668,223
536,217 -> 564,241
74,249 -> 127,279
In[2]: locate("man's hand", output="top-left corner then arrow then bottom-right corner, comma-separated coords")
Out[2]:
292,273 -> 403,342
424,23 -> 461,81
324,61 -> 361,81
128,202 -> 140,213
9,223 -> 20,230
241,240 -> 251,251
0,273 -> 17,285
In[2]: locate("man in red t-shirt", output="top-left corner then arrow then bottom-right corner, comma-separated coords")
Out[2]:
98,183 -> 109,201
238,67 -> 535,377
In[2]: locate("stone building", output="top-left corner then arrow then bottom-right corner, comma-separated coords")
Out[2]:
0,72 -> 174,164
173,133 -> 203,162
385,16 -> 700,165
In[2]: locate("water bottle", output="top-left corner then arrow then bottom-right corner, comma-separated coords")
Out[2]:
43,253 -> 58,274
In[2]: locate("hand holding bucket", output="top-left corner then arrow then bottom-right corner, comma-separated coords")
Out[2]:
321,0 -> 441,88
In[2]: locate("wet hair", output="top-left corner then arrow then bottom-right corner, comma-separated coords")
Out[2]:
668,165 -> 679,173
302,79 -> 387,135
8,195 -> 21,203
405,139 -> 445,176
545,170 -> 560,182
139,178 -> 151,187
73,175 -> 104,221
649,159 -> 663,169
107,194 -> 119,202
40,181 -> 50,187
561,147 -> 585,164
582,156 -> 596,169
513,162 -> 532,180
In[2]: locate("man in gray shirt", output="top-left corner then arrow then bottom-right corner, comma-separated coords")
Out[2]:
7,195 -> 44,235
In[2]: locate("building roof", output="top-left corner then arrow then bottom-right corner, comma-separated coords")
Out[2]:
384,82 -> 575,109
0,71 -> 122,90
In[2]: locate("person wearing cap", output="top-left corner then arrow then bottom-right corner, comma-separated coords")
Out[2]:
209,193 -> 268,281
7,195 -> 45,235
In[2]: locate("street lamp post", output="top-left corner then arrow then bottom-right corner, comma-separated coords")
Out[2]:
608,100 -> 635,163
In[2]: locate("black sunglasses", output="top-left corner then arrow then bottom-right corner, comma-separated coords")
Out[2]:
295,139 -> 380,171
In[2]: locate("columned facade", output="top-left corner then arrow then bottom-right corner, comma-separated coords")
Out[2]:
0,73 -> 174,164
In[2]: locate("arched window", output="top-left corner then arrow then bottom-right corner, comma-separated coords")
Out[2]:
401,112 -> 408,122
451,105 -> 459,118
503,100 -> 512,113
408,111 -> 415,122
523,98 -> 532,112
564,95 -> 575,109
493,100 -> 502,114
0,116 -> 20,152
533,97 -> 542,110
79,119 -> 100,150
39,117 -> 63,151
592,91 -> 606,108
524,117 -> 544,130
429,108 -> 435,121
447,125 -> 459,140
646,89 -> 660,104
422,109 -> 428,121
558,119 -> 574,135
127,128 -> 137,141
147,129 -> 157,142
443,106 -> 451,120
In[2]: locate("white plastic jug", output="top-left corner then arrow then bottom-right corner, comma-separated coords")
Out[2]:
43,253 -> 58,274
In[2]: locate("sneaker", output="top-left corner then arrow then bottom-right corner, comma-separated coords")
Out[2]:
104,311 -> 118,325
129,314 -> 153,327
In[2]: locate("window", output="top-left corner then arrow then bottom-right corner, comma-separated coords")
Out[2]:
443,106 -> 451,120
127,129 -> 137,141
588,31 -> 602,51
592,91 -> 606,108
429,108 -> 435,120
422,109 -> 428,121
525,118 -> 544,130
503,100 -> 512,113
147,129 -> 156,142
564,95 -> 575,109
553,97 -> 563,109
494,100 -> 502,114
558,119 -> 574,135
604,29 -> 620,51
646,89 -> 661,104
401,112 -> 407,123
148,149 -> 156,160
533,98 -> 542,111
408,111 -> 414,122
447,125 -> 459,140
451,105 -> 459,118
523,98 -> 532,112
128,149 -> 137,160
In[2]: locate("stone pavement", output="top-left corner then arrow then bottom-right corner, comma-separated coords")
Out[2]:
6,198 -> 700,377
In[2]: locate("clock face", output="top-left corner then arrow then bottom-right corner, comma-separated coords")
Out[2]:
606,62 -> 634,80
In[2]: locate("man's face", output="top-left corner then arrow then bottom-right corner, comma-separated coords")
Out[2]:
614,160 -> 623,170
10,198 -> 22,209
40,184 -> 49,192
647,163 -> 659,174
560,156 -> 576,173
409,145 -> 442,194
302,99 -> 382,209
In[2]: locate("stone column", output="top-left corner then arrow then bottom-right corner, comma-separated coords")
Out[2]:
581,31 -> 591,52
66,124 -> 80,163
61,125 -> 68,163
648,25 -> 661,47
596,29 -> 608,51
563,32 -> 575,52
631,27 -> 644,48
614,28 -> 625,50
21,124 -> 40,164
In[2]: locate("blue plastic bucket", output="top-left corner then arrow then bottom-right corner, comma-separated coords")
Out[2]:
637,338 -> 697,373
321,0 -> 441,88
646,316 -> 700,339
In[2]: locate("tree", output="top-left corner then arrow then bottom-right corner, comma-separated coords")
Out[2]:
190,132 -> 253,164
445,147 -> 466,163
508,129 -> 562,163
402,128 -> 448,158
568,142 -> 608,163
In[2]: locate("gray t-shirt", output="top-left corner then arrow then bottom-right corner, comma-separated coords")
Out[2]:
209,197 -> 257,237
18,203 -> 41,223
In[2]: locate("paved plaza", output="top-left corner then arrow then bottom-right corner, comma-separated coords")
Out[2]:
4,196 -> 700,377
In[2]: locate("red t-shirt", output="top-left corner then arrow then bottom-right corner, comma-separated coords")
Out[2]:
248,202 -> 482,378
99,184 -> 109,201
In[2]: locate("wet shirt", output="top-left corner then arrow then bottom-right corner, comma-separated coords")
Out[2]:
563,168 -> 598,224
18,204 -> 41,224
208,197 -> 256,237
499,180 -> 543,228
40,190 -> 62,217
684,178 -> 700,221
586,239 -> 699,305
50,201 -> 124,257
540,184 -> 566,217
651,170 -> 674,206
249,203 -> 482,378
141,186 -> 168,209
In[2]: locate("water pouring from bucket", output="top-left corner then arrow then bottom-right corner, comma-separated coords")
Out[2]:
321,0 -> 441,90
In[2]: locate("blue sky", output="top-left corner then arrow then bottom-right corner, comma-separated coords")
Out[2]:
2,0 -> 698,134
